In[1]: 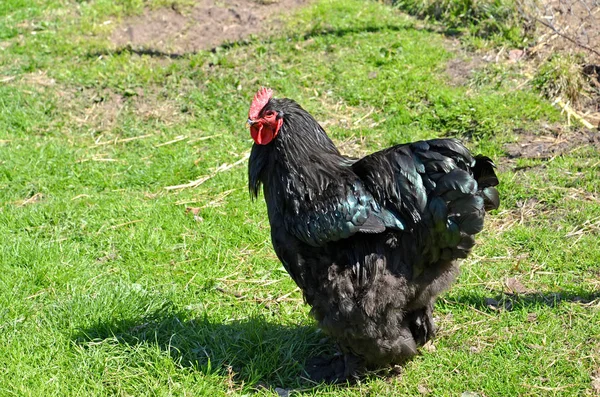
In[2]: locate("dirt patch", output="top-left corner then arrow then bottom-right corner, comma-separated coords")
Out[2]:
67,90 -> 126,134
520,0 -> 600,122
445,54 -> 486,86
441,39 -> 486,86
21,71 -> 56,87
111,0 -> 309,55
592,368 -> 600,395
65,87 -> 188,138
525,0 -> 600,63
504,127 -> 600,159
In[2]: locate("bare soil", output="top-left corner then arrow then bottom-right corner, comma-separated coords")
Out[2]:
445,54 -> 485,86
525,0 -> 600,120
527,0 -> 600,63
504,126 -> 600,159
111,0 -> 309,55
444,1 -> 600,125
62,87 -> 188,138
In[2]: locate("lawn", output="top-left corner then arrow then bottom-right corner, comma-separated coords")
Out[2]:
0,0 -> 599,395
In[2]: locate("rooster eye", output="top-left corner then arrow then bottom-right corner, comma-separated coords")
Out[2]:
264,110 -> 275,117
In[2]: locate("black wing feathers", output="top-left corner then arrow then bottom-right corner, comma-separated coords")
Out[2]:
278,137 -> 499,258
352,138 -> 499,260
353,146 -> 427,225
283,179 -> 393,247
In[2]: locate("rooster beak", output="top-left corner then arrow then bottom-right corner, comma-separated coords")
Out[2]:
247,118 -> 256,126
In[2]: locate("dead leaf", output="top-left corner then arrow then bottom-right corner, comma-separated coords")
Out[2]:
418,384 -> 431,394
186,207 -> 201,216
527,313 -> 538,322
185,206 -> 204,222
506,277 -> 528,294
508,49 -> 524,62
422,340 -> 436,352
592,369 -> 600,395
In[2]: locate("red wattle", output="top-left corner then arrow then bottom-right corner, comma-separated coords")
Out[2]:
250,118 -> 281,145
251,124 -> 274,145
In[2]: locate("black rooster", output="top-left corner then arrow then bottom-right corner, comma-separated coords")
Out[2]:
247,88 -> 499,381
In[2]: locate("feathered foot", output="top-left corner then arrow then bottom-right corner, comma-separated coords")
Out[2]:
304,352 -> 364,384
407,304 -> 436,347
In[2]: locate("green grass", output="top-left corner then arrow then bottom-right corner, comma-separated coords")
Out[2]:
1,0 -> 599,395
390,0 -> 530,48
532,53 -> 587,105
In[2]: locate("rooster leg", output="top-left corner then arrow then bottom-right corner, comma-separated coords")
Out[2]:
342,352 -> 364,381
407,302 -> 436,347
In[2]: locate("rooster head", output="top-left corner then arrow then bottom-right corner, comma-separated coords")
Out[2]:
247,87 -> 283,145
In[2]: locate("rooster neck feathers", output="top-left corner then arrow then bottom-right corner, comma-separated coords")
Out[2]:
248,98 -> 347,200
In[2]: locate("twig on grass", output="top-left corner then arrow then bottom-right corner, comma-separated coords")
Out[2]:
164,152 -> 250,191
353,107 -> 375,125
154,135 -> 188,147
212,153 -> 251,173
565,215 -> 600,237
215,286 -> 245,299
18,193 -> 44,206
276,288 -> 300,302
175,189 -> 237,207
524,383 -> 577,392
97,219 -> 143,234
71,194 -> 91,200
553,97 -> 595,129
187,134 -> 221,144
108,219 -> 143,230
216,278 -> 282,287
92,134 -> 153,147
76,157 -> 120,163
26,290 -> 46,300
184,273 -> 198,290
165,176 -> 212,191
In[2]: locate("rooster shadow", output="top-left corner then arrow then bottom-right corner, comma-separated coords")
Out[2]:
88,22 -> 443,60
446,288 -> 600,311
72,306 -> 340,391
72,289 -> 598,390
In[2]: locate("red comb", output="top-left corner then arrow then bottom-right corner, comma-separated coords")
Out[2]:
248,87 -> 273,120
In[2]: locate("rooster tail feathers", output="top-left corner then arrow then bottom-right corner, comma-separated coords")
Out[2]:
481,186 -> 500,211
426,138 -> 475,168
472,155 -> 499,187
416,144 -> 499,260
472,155 -> 500,211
